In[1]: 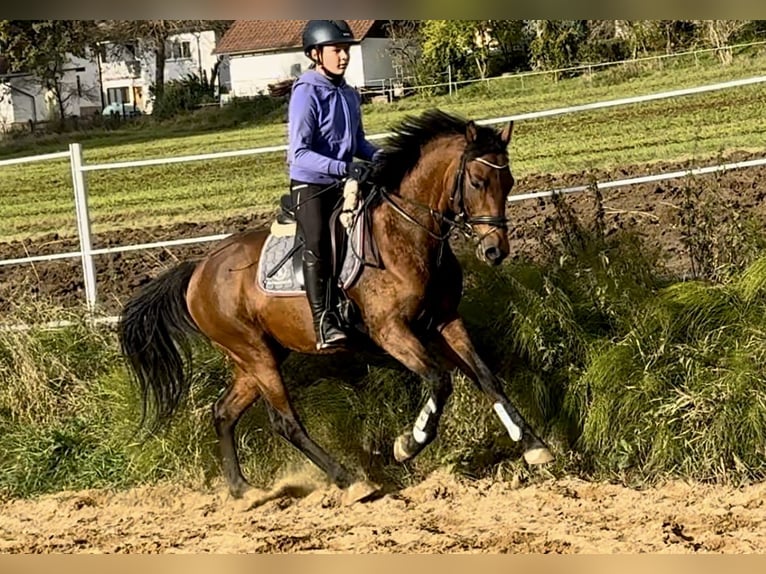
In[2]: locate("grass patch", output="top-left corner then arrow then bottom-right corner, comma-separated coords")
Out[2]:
2,50 -> 766,242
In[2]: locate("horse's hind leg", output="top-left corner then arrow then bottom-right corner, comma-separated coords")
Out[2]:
435,317 -> 554,465
213,365 -> 261,498
236,345 -> 365,495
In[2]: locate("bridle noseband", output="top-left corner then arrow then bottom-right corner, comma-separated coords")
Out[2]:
379,151 -> 511,246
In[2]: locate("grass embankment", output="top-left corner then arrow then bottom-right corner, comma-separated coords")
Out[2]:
2,188 -> 765,498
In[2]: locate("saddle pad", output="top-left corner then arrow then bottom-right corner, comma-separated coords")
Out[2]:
257,212 -> 366,296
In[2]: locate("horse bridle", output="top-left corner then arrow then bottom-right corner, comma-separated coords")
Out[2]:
380,151 -> 511,243
448,154 -> 510,232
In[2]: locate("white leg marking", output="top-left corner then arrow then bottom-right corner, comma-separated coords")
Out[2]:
493,402 -> 522,441
412,398 -> 437,444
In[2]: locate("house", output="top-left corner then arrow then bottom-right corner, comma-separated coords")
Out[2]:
98,29 -> 230,114
213,20 -> 396,97
1,27 -> 231,130
0,52 -> 102,131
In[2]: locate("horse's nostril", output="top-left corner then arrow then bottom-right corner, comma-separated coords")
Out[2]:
485,246 -> 501,261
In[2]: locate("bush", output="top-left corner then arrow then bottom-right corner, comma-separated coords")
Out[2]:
151,73 -> 217,120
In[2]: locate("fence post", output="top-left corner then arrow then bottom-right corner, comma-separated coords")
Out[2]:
68,143 -> 98,313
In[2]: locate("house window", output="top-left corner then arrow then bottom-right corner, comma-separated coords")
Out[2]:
107,87 -> 130,105
290,63 -> 302,78
170,41 -> 191,60
124,43 -> 137,61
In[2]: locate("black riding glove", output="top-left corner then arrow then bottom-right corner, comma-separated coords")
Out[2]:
347,161 -> 372,183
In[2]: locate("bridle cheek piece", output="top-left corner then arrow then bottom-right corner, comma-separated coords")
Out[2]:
448,154 -> 511,240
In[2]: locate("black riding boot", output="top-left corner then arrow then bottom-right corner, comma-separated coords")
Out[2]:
302,250 -> 348,350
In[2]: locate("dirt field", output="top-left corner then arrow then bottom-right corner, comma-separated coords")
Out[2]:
2,152 -> 766,314
1,469 -> 764,553
1,154 -> 766,553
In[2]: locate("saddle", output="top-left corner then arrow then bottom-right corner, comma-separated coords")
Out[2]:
256,181 -> 381,326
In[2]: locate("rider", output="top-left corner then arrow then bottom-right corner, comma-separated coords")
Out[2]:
288,19 -> 380,350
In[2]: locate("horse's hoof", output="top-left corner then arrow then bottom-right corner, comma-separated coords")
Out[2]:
229,482 -> 252,500
343,480 -> 382,505
524,447 -> 554,465
393,434 -> 414,463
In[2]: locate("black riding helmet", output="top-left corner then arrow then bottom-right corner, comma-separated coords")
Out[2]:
302,20 -> 360,57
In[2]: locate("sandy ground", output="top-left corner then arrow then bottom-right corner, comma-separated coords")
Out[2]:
1,470 -> 764,554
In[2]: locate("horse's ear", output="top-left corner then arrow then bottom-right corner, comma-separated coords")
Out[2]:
499,121 -> 513,146
466,121 -> 478,143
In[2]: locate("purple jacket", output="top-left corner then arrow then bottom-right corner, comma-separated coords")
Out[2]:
287,70 -> 379,185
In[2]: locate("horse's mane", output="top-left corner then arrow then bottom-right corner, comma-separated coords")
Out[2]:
371,109 -> 508,192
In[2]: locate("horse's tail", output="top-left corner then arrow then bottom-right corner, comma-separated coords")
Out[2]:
118,260 -> 201,429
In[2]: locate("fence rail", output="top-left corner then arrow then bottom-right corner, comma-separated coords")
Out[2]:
2,73 -> 766,314
0,151 -> 70,167
50,73 -> 766,173
508,157 -> 766,203
5,154 -> 766,333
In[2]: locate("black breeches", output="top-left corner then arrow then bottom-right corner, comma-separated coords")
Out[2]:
291,180 -> 340,263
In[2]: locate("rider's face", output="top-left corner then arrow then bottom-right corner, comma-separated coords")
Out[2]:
313,44 -> 351,76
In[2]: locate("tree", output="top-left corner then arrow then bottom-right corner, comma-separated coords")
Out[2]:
0,20 -> 98,121
419,20 -> 497,84
528,20 -> 589,73
696,20 -> 749,64
384,20 -> 422,82
488,20 -> 531,72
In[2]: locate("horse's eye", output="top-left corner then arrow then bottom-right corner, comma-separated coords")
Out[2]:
468,178 -> 482,190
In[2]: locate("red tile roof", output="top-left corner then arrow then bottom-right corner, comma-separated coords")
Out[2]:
214,20 -> 378,56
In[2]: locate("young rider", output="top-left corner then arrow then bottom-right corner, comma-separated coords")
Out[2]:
287,20 -> 380,350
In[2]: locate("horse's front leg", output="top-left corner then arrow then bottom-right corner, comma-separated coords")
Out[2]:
369,318 -> 454,463
436,316 -> 554,465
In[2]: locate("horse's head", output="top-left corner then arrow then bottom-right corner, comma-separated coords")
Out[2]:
453,120 -> 514,266
373,110 -> 515,266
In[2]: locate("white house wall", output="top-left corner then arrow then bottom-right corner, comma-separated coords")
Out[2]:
0,52 -> 102,127
164,31 -> 220,84
229,50 -> 308,97
345,45 -> 366,88
8,78 -> 48,123
227,42 -> 391,97
0,84 -> 14,129
100,30 -> 224,113
68,52 -> 102,114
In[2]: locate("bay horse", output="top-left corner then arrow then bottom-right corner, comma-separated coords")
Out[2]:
118,109 -> 553,503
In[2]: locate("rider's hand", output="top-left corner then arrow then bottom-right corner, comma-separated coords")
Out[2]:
347,161 -> 372,183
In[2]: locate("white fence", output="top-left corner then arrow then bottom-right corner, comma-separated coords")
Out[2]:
2,73 -> 766,315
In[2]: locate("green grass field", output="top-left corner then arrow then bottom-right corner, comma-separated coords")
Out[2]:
2,48 -> 766,243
